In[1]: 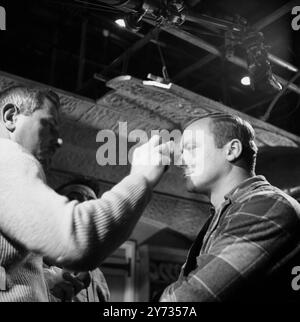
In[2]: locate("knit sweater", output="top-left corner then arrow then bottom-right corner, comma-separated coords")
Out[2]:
0,138 -> 151,301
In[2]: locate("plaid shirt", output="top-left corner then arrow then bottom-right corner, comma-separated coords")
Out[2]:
160,175 -> 300,302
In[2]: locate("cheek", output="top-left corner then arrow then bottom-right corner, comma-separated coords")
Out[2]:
17,120 -> 37,141
192,147 -> 207,171
31,123 -> 42,138
194,150 -> 218,176
27,123 -> 45,149
182,150 -> 193,165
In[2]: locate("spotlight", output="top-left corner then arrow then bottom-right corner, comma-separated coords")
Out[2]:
243,31 -> 282,93
226,26 -> 282,93
57,138 -> 63,146
115,12 -> 144,32
241,76 -> 251,86
115,19 -> 126,28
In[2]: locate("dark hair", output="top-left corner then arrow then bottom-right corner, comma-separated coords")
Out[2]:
0,85 -> 60,117
184,112 -> 258,173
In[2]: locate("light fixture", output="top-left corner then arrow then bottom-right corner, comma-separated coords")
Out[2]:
226,26 -> 282,93
115,11 -> 145,32
243,31 -> 282,93
241,76 -> 251,86
115,18 -> 126,28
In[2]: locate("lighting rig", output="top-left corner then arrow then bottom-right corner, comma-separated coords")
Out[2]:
87,0 -> 284,93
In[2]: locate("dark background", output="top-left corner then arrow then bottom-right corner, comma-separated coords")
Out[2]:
0,0 -> 299,135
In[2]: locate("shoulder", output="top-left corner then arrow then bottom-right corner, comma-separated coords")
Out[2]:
0,138 -> 46,182
230,185 -> 300,228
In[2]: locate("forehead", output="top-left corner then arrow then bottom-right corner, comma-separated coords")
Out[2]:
181,118 -> 212,145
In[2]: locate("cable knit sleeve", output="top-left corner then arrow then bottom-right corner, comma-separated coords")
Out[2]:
0,139 -> 151,271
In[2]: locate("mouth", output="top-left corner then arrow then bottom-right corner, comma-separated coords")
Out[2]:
183,168 -> 193,177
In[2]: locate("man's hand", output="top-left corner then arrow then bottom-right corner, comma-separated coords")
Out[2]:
44,267 -> 90,302
130,135 -> 174,189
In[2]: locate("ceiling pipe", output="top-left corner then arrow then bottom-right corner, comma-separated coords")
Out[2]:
94,26 -> 161,79
151,24 -> 300,95
174,0 -> 299,82
94,0 -> 299,73
93,0 -> 300,94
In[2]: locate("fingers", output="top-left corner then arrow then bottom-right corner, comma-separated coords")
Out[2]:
51,280 -> 76,301
63,272 -> 86,294
76,271 -> 91,288
51,284 -> 67,300
156,140 -> 175,155
133,138 -> 174,167
130,136 -> 175,188
149,136 -> 175,153
153,141 -> 174,167
148,134 -> 160,147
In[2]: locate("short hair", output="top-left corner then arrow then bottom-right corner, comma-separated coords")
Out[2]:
184,112 -> 258,173
0,85 -> 60,117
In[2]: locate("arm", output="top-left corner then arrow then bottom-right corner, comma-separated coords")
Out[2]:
0,144 -> 150,271
0,135 -> 171,271
160,195 -> 299,302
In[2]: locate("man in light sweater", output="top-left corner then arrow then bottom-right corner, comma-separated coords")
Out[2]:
0,86 -> 171,301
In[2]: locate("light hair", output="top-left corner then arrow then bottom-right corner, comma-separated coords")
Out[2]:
0,85 -> 60,118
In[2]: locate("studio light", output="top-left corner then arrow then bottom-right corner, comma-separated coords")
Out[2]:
241,76 -> 251,86
115,11 -> 145,32
243,31 -> 282,93
115,18 -> 126,28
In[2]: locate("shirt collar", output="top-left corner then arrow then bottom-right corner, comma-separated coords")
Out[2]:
224,175 -> 269,202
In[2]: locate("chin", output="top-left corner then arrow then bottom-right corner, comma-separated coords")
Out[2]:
185,177 -> 196,192
186,185 -> 193,192
185,177 -> 208,194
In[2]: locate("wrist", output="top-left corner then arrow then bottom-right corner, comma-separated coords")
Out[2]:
128,172 -> 152,188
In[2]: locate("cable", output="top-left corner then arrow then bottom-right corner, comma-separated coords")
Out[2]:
156,33 -> 170,82
261,70 -> 300,122
48,0 -> 122,13
75,0 -> 121,11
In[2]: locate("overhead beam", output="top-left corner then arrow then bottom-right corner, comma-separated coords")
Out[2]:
77,18 -> 88,91
187,0 -> 203,7
253,0 -> 299,30
173,54 -> 215,82
94,26 -> 161,80
172,0 -> 298,83
143,22 -> 300,94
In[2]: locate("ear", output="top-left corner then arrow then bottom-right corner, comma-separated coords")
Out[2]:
226,139 -> 243,162
2,104 -> 19,132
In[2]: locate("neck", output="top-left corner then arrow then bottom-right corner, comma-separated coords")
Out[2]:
209,168 -> 254,210
0,123 -> 10,139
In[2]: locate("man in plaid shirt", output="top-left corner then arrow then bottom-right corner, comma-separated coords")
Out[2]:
160,113 -> 300,302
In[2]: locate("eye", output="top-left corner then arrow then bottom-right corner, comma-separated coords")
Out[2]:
185,144 -> 197,151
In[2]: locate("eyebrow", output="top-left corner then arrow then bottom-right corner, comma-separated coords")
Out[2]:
182,142 -> 198,150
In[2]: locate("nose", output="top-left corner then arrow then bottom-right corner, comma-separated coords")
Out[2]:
174,152 -> 186,168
